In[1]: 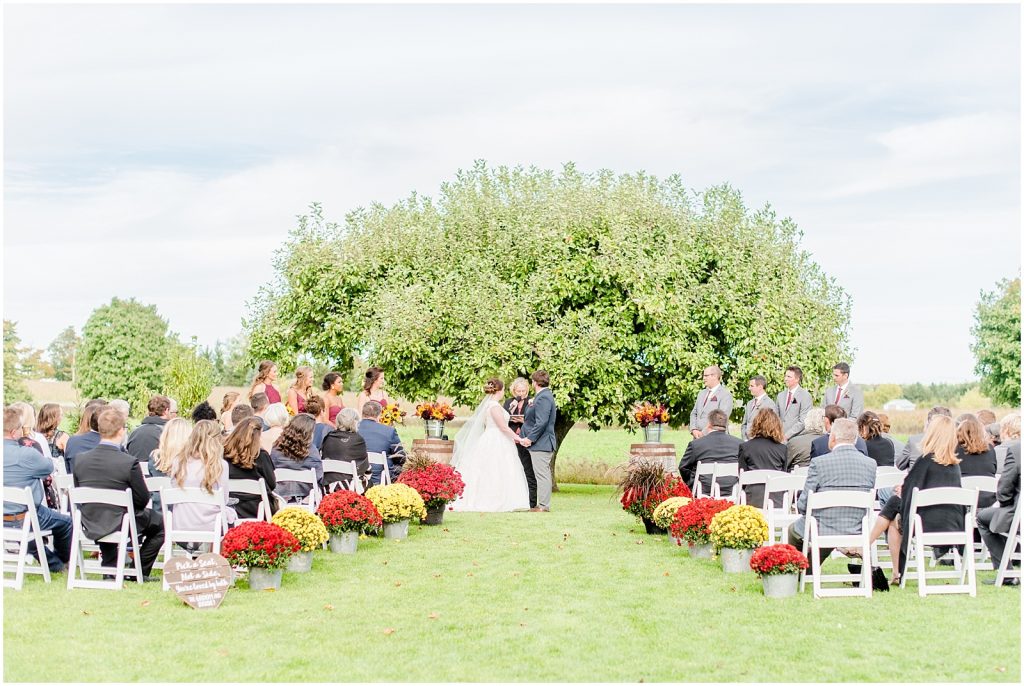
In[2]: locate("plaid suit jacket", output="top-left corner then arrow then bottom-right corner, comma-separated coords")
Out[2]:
794,444 -> 876,536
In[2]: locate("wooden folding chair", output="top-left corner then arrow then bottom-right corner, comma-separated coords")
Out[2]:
737,469 -> 786,508
765,474 -> 806,544
693,462 -> 738,500
994,504 -> 1021,587
367,452 -> 391,486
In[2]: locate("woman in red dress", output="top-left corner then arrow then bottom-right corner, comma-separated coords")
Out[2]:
322,372 -> 346,423
249,360 -> 281,404
354,366 -> 389,413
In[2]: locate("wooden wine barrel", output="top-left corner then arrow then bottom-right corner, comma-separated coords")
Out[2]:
628,443 -> 677,474
411,438 -> 455,465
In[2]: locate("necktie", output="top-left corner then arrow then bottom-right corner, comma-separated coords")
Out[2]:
786,391 -> 793,408
835,387 -> 842,404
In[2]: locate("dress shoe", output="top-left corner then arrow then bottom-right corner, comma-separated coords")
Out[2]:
529,507 -> 549,512
983,577 -> 1019,586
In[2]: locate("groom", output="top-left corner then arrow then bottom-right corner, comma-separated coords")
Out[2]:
520,370 -> 557,512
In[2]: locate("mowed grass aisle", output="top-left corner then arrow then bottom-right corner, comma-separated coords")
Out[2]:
4,485 -> 1020,682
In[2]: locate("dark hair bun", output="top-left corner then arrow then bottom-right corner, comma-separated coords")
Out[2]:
483,378 -> 504,394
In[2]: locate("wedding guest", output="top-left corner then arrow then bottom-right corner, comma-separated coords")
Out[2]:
220,391 -> 240,433
305,395 -> 333,450
126,395 -> 171,465
72,407 -> 164,580
150,418 -> 192,478
857,411 -> 895,467
64,399 -> 108,472
4,407 -> 72,573
877,413 -> 905,457
679,409 -> 741,497
504,377 -> 538,509
109,399 -> 131,419
994,413 -> 1021,474
9,402 -> 48,458
355,366 -> 390,412
249,360 -> 282,405
167,420 -> 237,535
978,413 -> 1021,584
358,401 -> 404,484
224,418 -> 278,519
37,403 -> 68,472
230,403 -> 254,427
955,414 -> 998,507
322,372 -> 346,423
776,366 -> 814,440
897,406 -> 952,470
785,408 -> 826,470
740,375 -> 778,441
250,392 -> 270,430
191,401 -> 218,423
977,410 -> 1001,447
689,366 -> 733,440
320,408 -> 371,492
809,406 -> 869,459
271,414 -> 323,504
287,366 -> 314,415
821,362 -> 864,422
259,403 -> 290,453
738,408 -> 787,507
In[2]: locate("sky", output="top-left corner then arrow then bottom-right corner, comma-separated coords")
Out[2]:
3,3 -> 1020,385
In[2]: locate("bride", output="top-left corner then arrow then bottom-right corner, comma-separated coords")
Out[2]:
450,378 -> 530,512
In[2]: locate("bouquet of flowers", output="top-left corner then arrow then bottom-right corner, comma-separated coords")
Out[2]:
221,521 -> 301,569
619,462 -> 693,522
396,454 -> 465,509
709,504 -> 769,551
652,496 -> 692,531
749,543 -> 809,576
365,483 -> 427,523
414,400 -> 456,422
316,490 -> 383,535
669,498 -> 734,546
379,402 -> 407,426
633,401 -> 670,427
271,507 -> 329,552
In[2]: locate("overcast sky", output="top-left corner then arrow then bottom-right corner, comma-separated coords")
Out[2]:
4,3 -> 1020,384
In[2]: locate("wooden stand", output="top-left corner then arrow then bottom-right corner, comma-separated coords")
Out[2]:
411,438 -> 455,464
629,443 -> 677,475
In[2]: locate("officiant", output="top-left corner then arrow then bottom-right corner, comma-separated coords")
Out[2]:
504,377 -> 538,509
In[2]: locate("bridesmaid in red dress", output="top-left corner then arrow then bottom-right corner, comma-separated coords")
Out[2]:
355,366 -> 390,413
249,360 -> 281,405
287,366 -> 314,415
322,372 -> 346,423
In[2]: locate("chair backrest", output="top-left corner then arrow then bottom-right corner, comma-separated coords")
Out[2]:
961,476 -> 998,494
765,474 -> 806,511
367,452 -> 390,485
876,466 -> 902,475
69,486 -> 134,509
228,477 -> 272,521
160,486 -> 226,508
139,461 -> 151,477
791,466 -> 810,478
806,489 -> 875,514
274,468 -> 317,486
739,469 -> 783,487
908,486 -> 979,510
3,486 -> 34,509
874,472 -> 905,489
322,459 -> 357,476
143,476 -> 172,493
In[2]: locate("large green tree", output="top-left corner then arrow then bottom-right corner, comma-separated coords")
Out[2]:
247,163 -> 851,472
3,320 -> 31,403
971,277 -> 1021,406
48,326 -> 81,382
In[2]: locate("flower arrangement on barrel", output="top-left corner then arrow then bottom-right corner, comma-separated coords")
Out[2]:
415,400 -> 456,438
396,451 -> 465,525
652,497 -> 691,540
708,504 -> 769,573
633,401 -> 670,443
618,460 -> 692,534
271,507 -> 329,573
379,402 -> 407,426
316,490 -> 383,554
221,521 -> 301,591
366,483 -> 427,540
749,543 -> 809,598
668,498 -> 734,558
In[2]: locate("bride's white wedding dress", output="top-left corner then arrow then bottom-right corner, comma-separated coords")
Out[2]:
450,399 -> 529,512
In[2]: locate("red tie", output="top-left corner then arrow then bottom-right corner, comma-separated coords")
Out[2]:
786,391 -> 793,408
702,391 -> 711,408
835,388 -> 842,404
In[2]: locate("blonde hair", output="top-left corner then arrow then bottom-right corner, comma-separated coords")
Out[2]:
921,415 -> 959,467
264,403 -> 290,428
9,402 -> 35,436
221,391 -> 240,415
171,420 -> 224,493
249,360 -> 276,398
511,377 -> 530,394
153,418 -> 193,475
291,366 -> 313,393
1000,412 -> 1021,440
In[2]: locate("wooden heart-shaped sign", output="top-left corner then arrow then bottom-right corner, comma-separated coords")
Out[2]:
163,553 -> 233,610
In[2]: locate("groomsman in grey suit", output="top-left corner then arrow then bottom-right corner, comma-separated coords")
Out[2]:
776,366 -> 813,440
689,366 -> 733,439
740,375 -> 778,440
821,362 -> 864,421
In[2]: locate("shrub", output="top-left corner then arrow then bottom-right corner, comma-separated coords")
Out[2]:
316,490 -> 382,535
652,496 -> 692,530
271,507 -> 329,552
749,544 -> 809,576
709,505 -> 769,551
221,521 -> 300,569
365,483 -> 426,523
669,498 -> 734,546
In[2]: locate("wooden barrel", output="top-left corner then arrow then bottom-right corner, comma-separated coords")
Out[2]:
628,443 -> 677,474
411,438 -> 455,465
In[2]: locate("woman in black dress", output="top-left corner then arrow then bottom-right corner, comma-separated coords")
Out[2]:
224,418 -> 278,519
858,411 -> 895,467
320,407 -> 371,492
738,408 -> 787,508
955,414 -> 997,507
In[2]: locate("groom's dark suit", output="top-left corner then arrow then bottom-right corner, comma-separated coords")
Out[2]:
522,387 -> 557,510
504,396 -> 538,509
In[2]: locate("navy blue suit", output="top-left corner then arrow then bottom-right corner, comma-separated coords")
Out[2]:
809,434 -> 870,460
358,419 -> 404,484
64,430 -> 101,473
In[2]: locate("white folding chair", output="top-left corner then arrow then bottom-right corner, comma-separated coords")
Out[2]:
994,505 -> 1022,587
693,462 -> 738,500
961,476 -> 999,569
3,487 -> 53,589
876,466 -> 902,475
765,474 -> 806,544
139,461 -> 151,477
67,487 -> 144,590
737,470 -> 785,508
159,486 -> 229,590
791,466 -> 810,478
322,459 -> 364,495
799,490 -> 874,598
53,474 -> 75,513
273,468 -> 321,512
874,471 -> 905,491
900,487 -> 979,597
228,478 -> 273,523
367,452 -> 391,486
51,456 -> 68,476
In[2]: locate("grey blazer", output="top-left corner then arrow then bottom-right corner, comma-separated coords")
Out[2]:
897,433 -> 924,471
793,444 -> 877,536
740,395 -> 778,440
521,388 -> 557,453
776,387 -> 813,440
689,386 -> 734,433
821,384 -> 864,420
991,443 -> 1020,534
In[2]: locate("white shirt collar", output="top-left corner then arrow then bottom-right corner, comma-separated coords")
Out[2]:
706,384 -> 721,396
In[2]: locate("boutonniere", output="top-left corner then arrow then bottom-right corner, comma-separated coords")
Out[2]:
709,396 -> 718,402
527,399 -> 535,406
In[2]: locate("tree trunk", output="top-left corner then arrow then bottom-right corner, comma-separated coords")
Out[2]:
550,414 -> 575,493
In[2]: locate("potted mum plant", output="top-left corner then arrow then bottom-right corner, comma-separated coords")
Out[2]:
317,490 -> 383,554
271,507 -> 329,572
750,543 -> 809,598
221,521 -> 301,591
633,402 -> 670,443
415,400 -> 456,438
669,498 -> 734,558
709,504 -> 769,573
618,461 -> 692,534
366,483 -> 427,539
396,451 -> 465,525
652,496 -> 691,544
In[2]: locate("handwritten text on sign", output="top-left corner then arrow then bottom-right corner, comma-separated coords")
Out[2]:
163,553 -> 233,610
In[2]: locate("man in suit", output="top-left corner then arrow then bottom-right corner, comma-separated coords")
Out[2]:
357,401 -> 405,484
520,370 -> 557,512
809,405 -> 869,458
896,406 -> 952,470
504,377 -> 538,510
689,366 -> 733,440
979,413 -> 1021,585
126,395 -> 170,464
787,418 -> 876,562
776,366 -> 813,440
72,407 -> 164,580
679,409 -> 741,498
740,375 -> 778,440
821,362 -> 864,422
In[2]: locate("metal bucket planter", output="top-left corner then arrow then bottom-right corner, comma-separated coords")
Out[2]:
329,531 -> 359,554
247,567 -> 283,591
424,504 -> 446,526
643,424 -> 663,444
720,547 -> 755,573
383,519 -> 410,540
688,542 -> 714,559
425,420 -> 445,438
762,573 -> 800,598
286,550 -> 314,573
642,517 -> 666,535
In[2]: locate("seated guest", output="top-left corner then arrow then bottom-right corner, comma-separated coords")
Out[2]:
809,405 -> 869,459
678,409 -> 741,498
858,411 -> 895,467
230,403 -> 254,428
148,417 -> 192,511
191,401 -> 218,423
37,403 -> 69,472
788,418 -> 876,564
224,418 -> 278,519
167,420 -> 237,535
220,391 -> 240,433
127,395 -> 171,465
72,407 -> 164,580
4,406 -> 72,572
955,414 -> 998,507
259,403 -> 290,453
63,399 -> 108,472
358,401 -> 406,485
270,414 -> 323,504
978,412 -> 1021,585
877,413 -> 905,458
976,409 -> 998,446
9,402 -> 50,459
250,392 -> 271,431
785,408 -> 825,471
320,408 -> 371,492
305,395 -> 333,451
897,406 -> 952,470
738,408 -> 787,508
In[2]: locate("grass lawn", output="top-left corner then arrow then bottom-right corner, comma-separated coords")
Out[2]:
4,484 -> 1019,682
